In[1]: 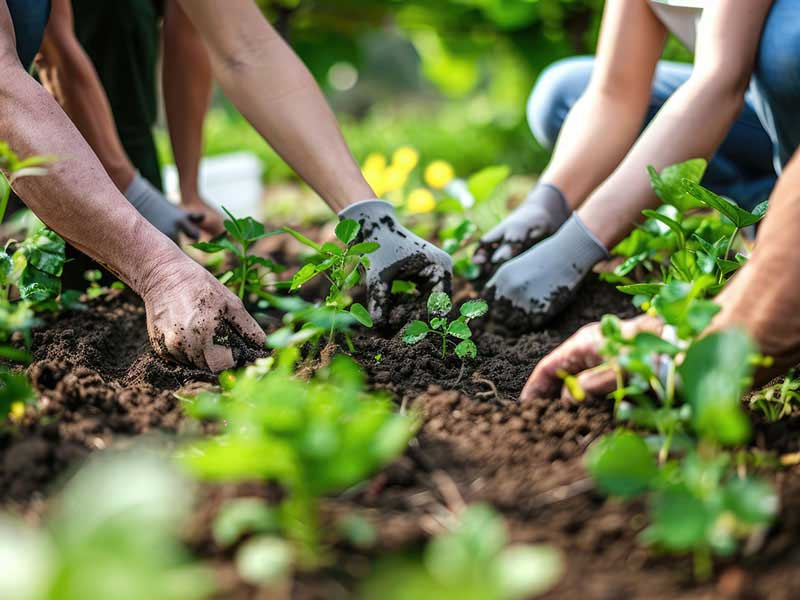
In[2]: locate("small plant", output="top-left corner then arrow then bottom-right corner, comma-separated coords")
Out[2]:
440,218 -> 480,280
179,351 -> 417,566
192,207 -> 284,300
402,292 -> 487,360
0,452 -> 213,600
749,371 -> 800,422
283,219 -> 377,338
362,503 -> 563,600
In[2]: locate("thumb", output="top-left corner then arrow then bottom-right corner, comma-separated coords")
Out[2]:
227,301 -> 267,346
203,343 -> 235,373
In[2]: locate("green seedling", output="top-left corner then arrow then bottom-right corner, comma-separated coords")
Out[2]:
362,503 -> 563,600
81,269 -> 125,300
402,292 -> 487,360
192,207 -> 284,300
283,219 -> 378,339
179,351 -> 417,566
440,219 -> 480,280
0,452 -> 214,600
749,371 -> 800,422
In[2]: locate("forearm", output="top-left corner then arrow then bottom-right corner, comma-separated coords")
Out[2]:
541,88 -> 653,208
163,0 -> 211,202
177,0 -> 373,212
578,78 -> 746,248
37,25 -> 134,191
0,68 -> 184,294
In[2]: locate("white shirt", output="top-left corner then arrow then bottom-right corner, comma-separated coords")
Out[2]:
649,0 -> 707,51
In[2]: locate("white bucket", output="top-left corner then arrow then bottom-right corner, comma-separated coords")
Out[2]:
162,151 -> 264,218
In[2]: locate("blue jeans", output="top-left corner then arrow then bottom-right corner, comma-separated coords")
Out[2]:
6,0 -> 51,70
527,0 -> 800,211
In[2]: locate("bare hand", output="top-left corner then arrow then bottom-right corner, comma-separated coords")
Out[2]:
521,315 -> 662,402
180,192 -> 226,238
141,256 -> 266,372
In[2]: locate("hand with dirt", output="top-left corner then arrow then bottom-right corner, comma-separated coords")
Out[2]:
473,183 -> 571,279
484,214 -> 609,330
125,172 -> 204,242
521,315 -> 663,402
179,191 -> 226,238
339,200 -> 453,324
140,257 -> 266,372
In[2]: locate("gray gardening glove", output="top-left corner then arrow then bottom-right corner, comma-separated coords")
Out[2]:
125,172 -> 203,242
339,200 -> 452,324
474,183 -> 570,279
485,213 -> 608,329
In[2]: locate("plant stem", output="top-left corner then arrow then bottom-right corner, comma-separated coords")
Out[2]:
441,332 -> 447,358
720,228 -> 738,284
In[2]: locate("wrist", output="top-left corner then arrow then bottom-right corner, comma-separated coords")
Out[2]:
133,240 -> 194,301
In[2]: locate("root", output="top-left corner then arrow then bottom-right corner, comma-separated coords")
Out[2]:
472,374 -> 507,404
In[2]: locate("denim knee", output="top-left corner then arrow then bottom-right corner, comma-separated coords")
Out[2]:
527,56 -> 594,150
755,9 -> 800,105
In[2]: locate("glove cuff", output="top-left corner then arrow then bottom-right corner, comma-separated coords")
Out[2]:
527,182 -> 571,226
124,172 -> 155,209
337,199 -> 394,221
558,213 -> 610,271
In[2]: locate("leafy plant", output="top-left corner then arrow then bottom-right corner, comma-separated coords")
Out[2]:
362,503 -> 563,600
179,351 -> 417,565
0,452 -> 213,600
283,219 -> 377,340
440,218 -> 480,280
749,371 -> 800,422
402,292 -> 487,359
192,207 -> 284,300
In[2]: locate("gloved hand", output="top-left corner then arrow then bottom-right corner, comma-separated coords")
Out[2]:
339,200 -> 452,324
474,183 -> 570,279
485,213 -> 608,329
125,172 -> 203,242
140,255 -> 266,372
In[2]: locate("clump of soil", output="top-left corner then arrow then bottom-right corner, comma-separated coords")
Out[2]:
213,320 -> 269,366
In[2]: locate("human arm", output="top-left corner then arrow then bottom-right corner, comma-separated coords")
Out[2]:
521,147 -> 800,402
0,2 -> 263,371
162,0 -> 224,236
475,1 -> 667,269
35,0 -> 202,241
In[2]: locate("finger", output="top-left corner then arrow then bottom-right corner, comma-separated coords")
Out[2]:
188,212 -> 205,224
177,218 -> 201,240
159,330 -> 195,368
227,302 -> 267,346
367,278 -> 392,325
204,344 -> 235,373
577,366 -> 618,397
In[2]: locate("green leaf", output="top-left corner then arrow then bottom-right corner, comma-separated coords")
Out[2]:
343,266 -> 362,289
679,329 -> 754,445
321,242 -> 343,256
632,332 -> 680,356
751,200 -> 769,218
642,209 -> 684,247
497,545 -> 563,599
349,303 -> 373,328
391,280 -> 417,295
644,483 -> 712,551
402,320 -> 429,344
427,291 -> 452,317
430,316 -> 446,330
446,320 -> 472,340
455,339 -> 477,360
335,219 -> 360,245
682,180 -> 764,228
600,314 -> 623,342
614,252 -> 648,277
347,241 -> 380,255
192,241 -> 227,253
213,498 -> 280,548
290,264 -> 319,290
723,478 -> 778,524
648,160 -> 707,211
235,536 -> 293,585
467,165 -> 510,204
459,299 -> 488,319
584,430 -> 657,497
617,283 -> 663,297
282,226 -> 321,252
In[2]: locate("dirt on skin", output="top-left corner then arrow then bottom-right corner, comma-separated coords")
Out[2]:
2,278 -> 800,599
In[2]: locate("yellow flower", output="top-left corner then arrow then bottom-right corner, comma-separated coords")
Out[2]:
407,188 -> 436,214
363,153 -> 387,172
382,165 -> 408,194
10,401 -> 25,421
392,146 -> 419,173
424,160 -> 455,189
364,167 -> 386,197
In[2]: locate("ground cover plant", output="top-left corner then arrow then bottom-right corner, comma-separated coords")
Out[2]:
5,143 -> 800,600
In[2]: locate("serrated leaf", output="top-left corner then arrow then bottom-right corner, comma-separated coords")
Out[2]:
446,320 -> 472,339
454,339 -> 477,360
402,320 -> 429,344
459,299 -> 488,319
427,291 -> 452,316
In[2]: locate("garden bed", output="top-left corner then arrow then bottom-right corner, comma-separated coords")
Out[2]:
2,273 -> 800,599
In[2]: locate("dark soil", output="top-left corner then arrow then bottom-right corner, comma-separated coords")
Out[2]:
2,277 -> 800,600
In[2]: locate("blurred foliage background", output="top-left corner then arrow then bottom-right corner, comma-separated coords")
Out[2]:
158,0 -> 691,183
